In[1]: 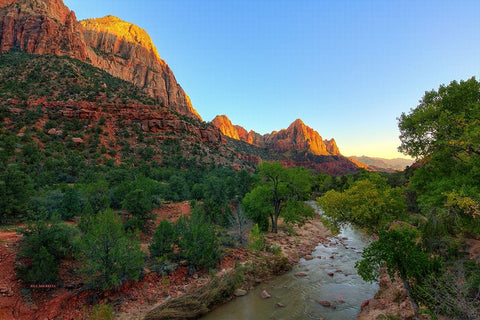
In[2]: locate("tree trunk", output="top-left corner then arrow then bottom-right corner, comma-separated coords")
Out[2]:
401,276 -> 420,320
270,214 -> 277,233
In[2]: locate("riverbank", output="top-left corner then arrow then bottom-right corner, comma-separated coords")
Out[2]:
122,214 -> 332,320
357,269 -> 431,320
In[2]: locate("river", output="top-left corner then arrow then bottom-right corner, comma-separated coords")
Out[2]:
201,204 -> 378,320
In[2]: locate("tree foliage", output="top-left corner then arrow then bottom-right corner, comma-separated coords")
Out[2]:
355,226 -> 430,283
317,173 -> 406,233
398,77 -> 480,229
17,219 -> 78,285
149,218 -> 176,259
242,162 -> 314,232
0,165 -> 34,222
78,210 -> 144,290
175,210 -> 221,270
398,77 -> 480,160
355,225 -> 432,316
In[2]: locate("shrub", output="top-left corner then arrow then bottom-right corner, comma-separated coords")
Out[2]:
18,246 -> 58,285
17,220 -> 78,285
149,219 -> 176,259
78,210 -> 144,290
247,224 -> 265,254
88,303 -> 114,320
176,213 -> 221,270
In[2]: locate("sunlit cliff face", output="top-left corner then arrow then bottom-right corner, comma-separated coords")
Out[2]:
211,116 -> 341,156
80,15 -> 162,61
80,15 -> 201,120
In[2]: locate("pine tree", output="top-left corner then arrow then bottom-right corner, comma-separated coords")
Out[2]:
79,210 -> 144,290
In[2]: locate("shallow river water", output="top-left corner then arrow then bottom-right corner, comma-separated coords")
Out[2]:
201,205 -> 378,320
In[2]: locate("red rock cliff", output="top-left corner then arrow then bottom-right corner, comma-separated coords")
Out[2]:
81,16 -> 201,120
324,138 -> 340,155
0,0 -> 201,120
0,0 -> 88,60
211,115 -> 240,140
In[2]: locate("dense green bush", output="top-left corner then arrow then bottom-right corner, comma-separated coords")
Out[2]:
176,212 -> 221,270
149,219 -> 176,259
78,210 -> 144,290
17,220 -> 78,285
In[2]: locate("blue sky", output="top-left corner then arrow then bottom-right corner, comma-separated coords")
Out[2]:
64,0 -> 480,158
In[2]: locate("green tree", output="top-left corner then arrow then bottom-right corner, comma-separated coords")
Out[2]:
176,211 -> 220,270
398,77 -> 480,160
21,246 -> 58,285
17,219 -> 78,285
167,175 -> 189,201
355,226 -> 431,317
149,219 -> 176,259
247,223 -> 265,254
82,180 -> 110,214
0,165 -> 34,221
398,77 -> 480,218
59,187 -> 83,220
122,189 -> 153,221
242,162 -> 313,233
78,210 -> 144,290
317,174 -> 406,233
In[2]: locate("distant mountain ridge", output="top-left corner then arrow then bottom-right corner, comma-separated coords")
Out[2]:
349,156 -> 413,171
212,115 -> 340,156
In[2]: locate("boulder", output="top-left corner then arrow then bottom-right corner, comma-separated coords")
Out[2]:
261,290 -> 271,299
233,289 -> 247,297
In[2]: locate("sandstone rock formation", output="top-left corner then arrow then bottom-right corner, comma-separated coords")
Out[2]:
0,0 -> 201,120
0,0 -> 88,60
212,115 -> 341,156
81,16 -> 201,120
211,114 -> 240,140
264,119 -> 338,156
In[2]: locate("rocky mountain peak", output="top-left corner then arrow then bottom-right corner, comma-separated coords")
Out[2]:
291,118 -> 306,127
211,115 -> 341,156
268,119 -> 329,155
81,15 -> 161,61
81,15 -> 201,120
211,115 -> 240,140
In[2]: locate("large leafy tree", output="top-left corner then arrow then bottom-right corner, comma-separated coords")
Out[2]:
242,162 -> 314,233
398,77 -> 480,222
317,173 -> 406,233
398,77 -> 480,160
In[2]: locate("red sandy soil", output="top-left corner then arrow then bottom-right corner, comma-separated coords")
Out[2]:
152,201 -> 190,224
